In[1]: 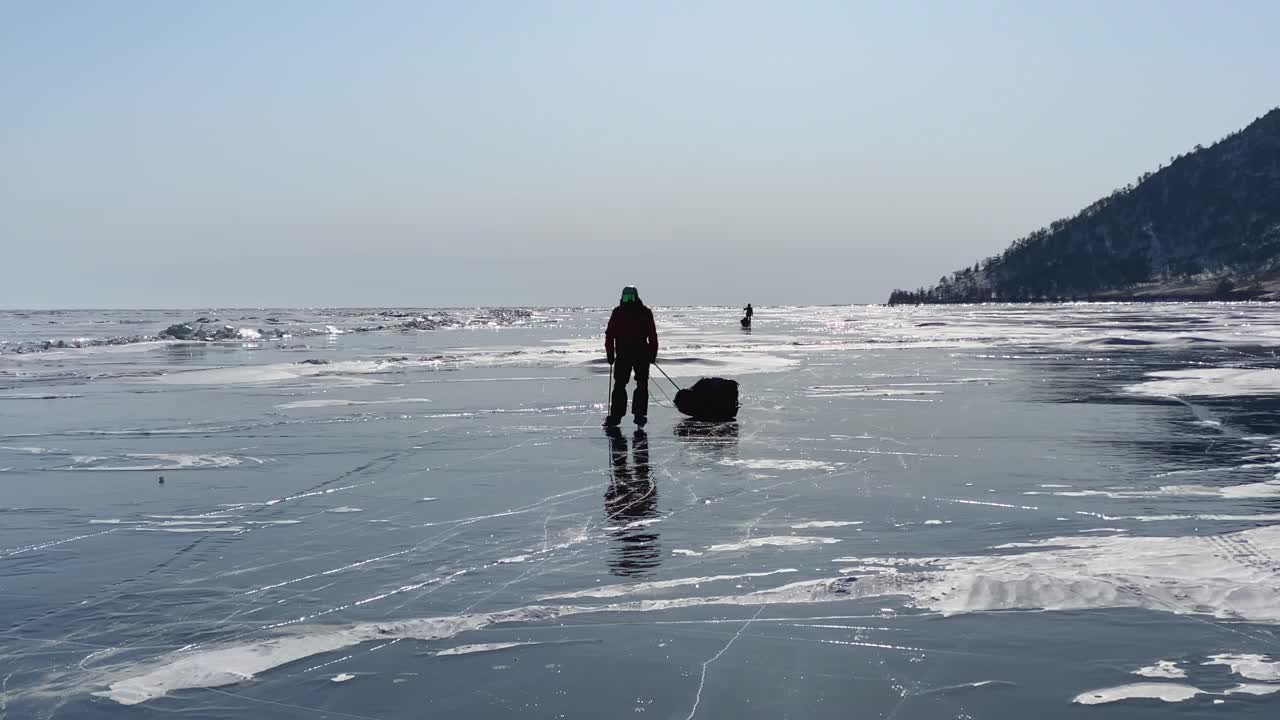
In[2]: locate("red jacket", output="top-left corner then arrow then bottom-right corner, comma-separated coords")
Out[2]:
605,304 -> 658,362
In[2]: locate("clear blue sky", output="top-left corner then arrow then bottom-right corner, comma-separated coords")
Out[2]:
3,1 -> 1277,308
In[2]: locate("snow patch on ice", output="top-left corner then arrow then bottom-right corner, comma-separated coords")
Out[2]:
137,526 -> 245,533
435,641 -> 551,657
243,520 -> 302,525
1224,683 -> 1280,696
541,569 -> 799,599
1125,368 -> 1280,399
64,454 -> 253,471
1132,660 -> 1186,679
789,521 -> 863,529
1204,654 -> 1280,681
148,359 -> 432,386
1055,481 -> 1280,500
1073,683 -> 1203,705
277,397 -> 432,410
0,446 -> 55,454
831,525 -> 1280,623
807,385 -> 944,399
705,536 -> 840,553
719,458 -> 837,472
1108,512 -> 1280,523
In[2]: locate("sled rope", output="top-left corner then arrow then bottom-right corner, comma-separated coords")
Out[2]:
648,375 -> 676,408
653,361 -> 682,392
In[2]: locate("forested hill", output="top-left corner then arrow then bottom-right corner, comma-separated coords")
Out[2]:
889,108 -> 1280,304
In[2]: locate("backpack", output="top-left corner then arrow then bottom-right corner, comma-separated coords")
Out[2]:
673,378 -> 740,421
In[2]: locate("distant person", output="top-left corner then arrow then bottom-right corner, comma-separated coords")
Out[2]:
744,303 -> 753,320
604,286 -> 658,428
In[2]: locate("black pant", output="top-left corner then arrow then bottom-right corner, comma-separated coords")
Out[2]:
610,357 -> 649,419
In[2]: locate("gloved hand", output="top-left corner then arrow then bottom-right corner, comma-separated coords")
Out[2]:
606,352 -> 615,365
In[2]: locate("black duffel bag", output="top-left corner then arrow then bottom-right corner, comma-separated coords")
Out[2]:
674,378 -> 740,421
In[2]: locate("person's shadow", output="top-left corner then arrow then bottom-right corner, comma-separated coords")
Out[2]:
604,427 -> 660,577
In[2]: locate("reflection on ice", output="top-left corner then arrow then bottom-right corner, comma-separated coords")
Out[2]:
605,428 -> 660,577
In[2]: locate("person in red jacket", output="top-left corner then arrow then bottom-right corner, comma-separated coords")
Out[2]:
604,286 -> 658,428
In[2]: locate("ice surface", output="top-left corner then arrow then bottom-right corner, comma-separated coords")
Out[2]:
84,518 -> 1280,704
90,578 -> 865,703
7,304 -> 1280,718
